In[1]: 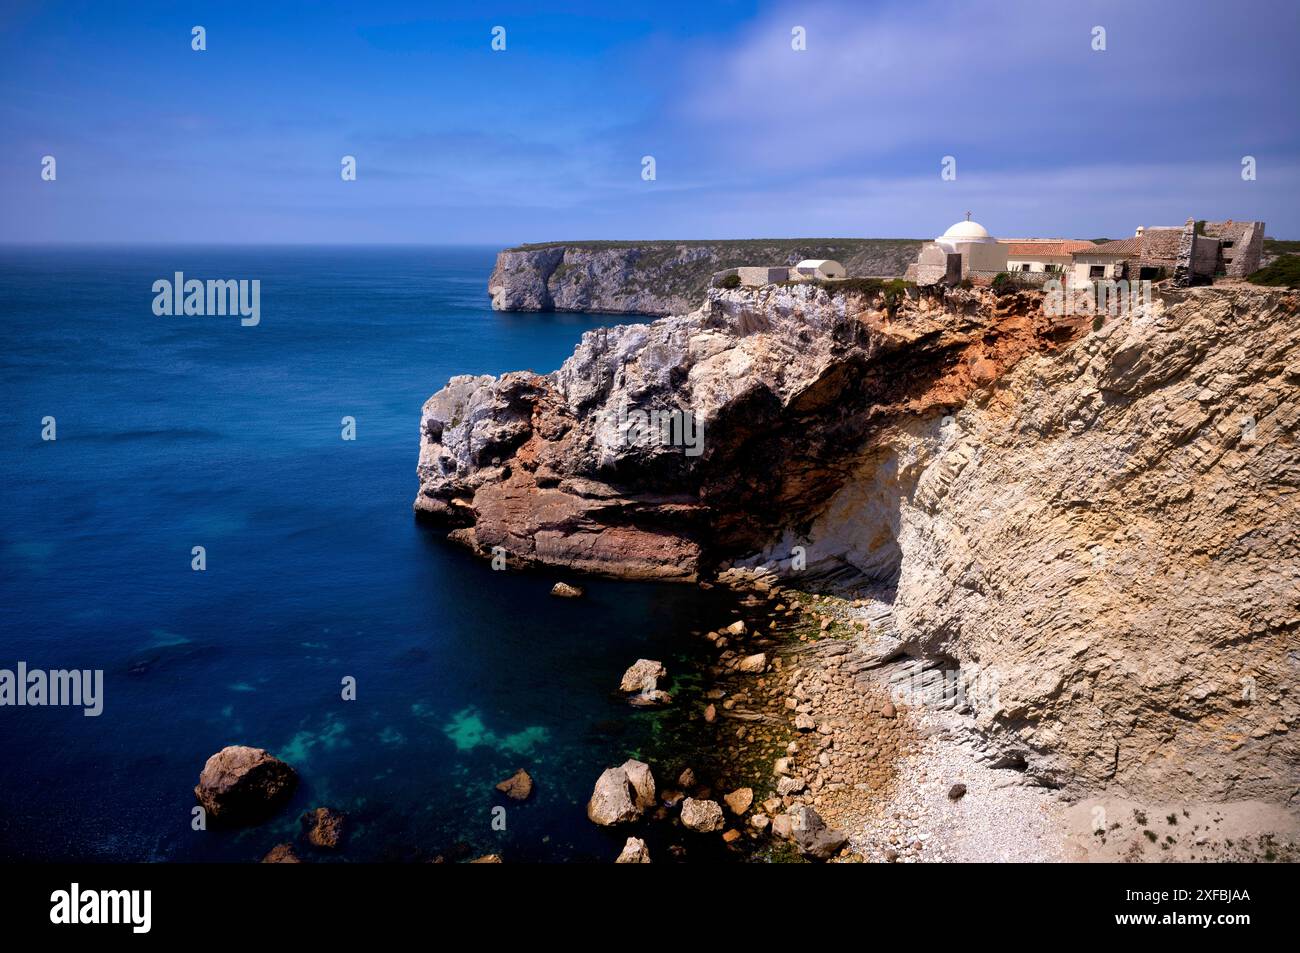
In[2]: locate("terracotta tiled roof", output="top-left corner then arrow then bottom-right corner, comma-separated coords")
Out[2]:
1075,238 -> 1141,257
1003,240 -> 1097,258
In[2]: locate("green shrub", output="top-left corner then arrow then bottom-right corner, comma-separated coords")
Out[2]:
1264,239 -> 1300,257
717,273 -> 741,289
1247,254 -> 1300,289
991,271 -> 1019,295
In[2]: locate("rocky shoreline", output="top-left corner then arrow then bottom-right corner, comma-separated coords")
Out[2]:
573,566 -> 918,862
196,562 -> 1300,863
193,276 -> 1300,863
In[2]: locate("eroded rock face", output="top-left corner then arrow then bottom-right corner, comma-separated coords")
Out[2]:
420,279 -> 1300,805
777,286 -> 1300,802
194,746 -> 297,825
416,283 -> 1070,579
894,287 -> 1299,801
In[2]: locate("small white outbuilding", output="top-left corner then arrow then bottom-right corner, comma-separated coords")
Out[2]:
794,259 -> 846,280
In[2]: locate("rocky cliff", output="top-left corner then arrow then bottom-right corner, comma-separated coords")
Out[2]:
487,239 -> 923,315
416,282 -> 1299,804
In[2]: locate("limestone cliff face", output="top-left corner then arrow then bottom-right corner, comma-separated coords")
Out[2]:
417,281 -> 1300,804
752,286 -> 1300,802
903,287 -> 1300,801
487,240 -> 924,316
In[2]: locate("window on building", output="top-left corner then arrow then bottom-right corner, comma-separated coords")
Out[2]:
1089,265 -> 1105,278
1222,240 -> 1235,248
1020,263 -> 1030,272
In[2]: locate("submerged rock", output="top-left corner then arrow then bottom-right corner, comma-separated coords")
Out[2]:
615,836 -> 651,864
261,843 -> 300,864
194,746 -> 297,825
550,581 -> 584,598
495,769 -> 535,801
660,789 -> 685,808
627,689 -> 672,708
300,807 -> 346,849
587,759 -> 656,826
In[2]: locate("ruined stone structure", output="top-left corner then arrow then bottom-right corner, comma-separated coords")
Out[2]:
1073,218 -> 1266,288
1201,219 -> 1267,277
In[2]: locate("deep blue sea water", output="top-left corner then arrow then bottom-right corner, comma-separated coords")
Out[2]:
0,246 -> 731,862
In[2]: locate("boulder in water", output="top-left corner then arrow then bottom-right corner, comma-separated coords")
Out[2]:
194,746 -> 297,825
587,759 -> 656,826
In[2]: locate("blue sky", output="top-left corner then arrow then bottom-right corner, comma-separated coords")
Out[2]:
2,0 -> 1297,243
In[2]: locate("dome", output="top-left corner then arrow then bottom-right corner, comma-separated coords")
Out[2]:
940,219 -> 993,242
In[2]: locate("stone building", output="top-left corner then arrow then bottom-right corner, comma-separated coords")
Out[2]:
1070,218 -> 1265,287
1198,219 -> 1266,277
907,216 -> 1008,285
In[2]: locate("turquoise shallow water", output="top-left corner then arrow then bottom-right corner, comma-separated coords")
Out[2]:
0,246 -> 730,862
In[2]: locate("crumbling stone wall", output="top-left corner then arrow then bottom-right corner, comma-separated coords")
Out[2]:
1202,220 -> 1266,277
1172,219 -> 1199,287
